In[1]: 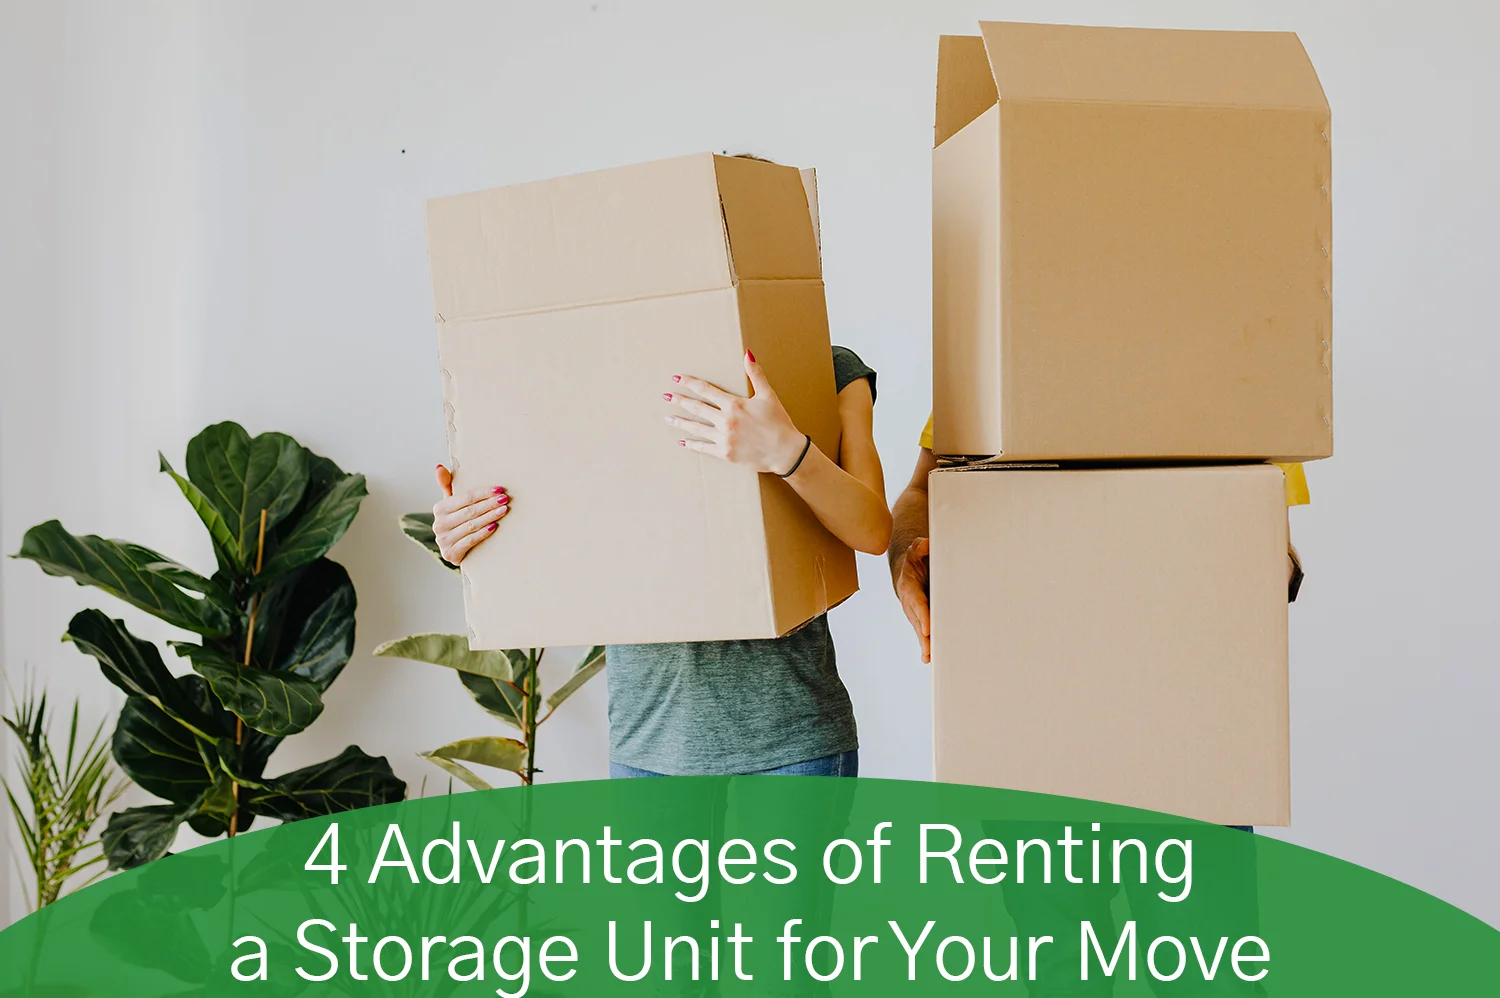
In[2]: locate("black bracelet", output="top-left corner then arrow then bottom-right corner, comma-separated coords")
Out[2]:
777,434 -> 813,478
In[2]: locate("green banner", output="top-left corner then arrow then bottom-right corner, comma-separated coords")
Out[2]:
1,777 -> 1495,995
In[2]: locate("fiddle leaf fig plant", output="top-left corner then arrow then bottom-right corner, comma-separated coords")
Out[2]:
12,421 -> 406,870
374,513 -> 606,788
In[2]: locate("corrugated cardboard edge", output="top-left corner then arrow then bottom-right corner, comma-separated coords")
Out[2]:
935,34 -> 998,147
799,168 -> 821,264
932,102 -> 1003,457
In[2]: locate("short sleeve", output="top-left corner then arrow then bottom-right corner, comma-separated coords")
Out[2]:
830,345 -> 876,403
919,413 -> 934,450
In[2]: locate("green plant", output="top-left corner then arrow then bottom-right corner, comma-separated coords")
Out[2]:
2,677 -> 127,909
12,421 -> 405,870
372,513 -> 606,788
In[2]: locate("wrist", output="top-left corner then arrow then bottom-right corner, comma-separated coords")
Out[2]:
889,550 -> 907,584
773,430 -> 811,477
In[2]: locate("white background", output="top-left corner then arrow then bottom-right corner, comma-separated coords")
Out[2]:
2,0 -> 1496,928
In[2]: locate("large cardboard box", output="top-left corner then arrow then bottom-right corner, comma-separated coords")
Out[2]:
426,153 -> 857,649
932,22 -> 1333,462
930,463 -> 1290,825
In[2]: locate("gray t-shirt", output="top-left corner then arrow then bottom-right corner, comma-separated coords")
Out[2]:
606,346 -> 877,775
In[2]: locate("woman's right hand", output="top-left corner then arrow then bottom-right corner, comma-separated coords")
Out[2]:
432,464 -> 510,565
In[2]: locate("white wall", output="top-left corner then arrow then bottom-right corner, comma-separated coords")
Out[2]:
2,0 -> 1497,927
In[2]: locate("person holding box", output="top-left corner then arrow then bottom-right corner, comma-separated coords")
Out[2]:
431,345 -> 889,778
892,415 -> 1307,995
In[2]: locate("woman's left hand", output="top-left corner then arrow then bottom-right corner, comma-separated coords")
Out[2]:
664,350 -> 808,475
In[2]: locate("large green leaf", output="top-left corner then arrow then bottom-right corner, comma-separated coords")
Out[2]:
425,736 -> 528,777
172,643 -> 324,737
259,471 -> 367,580
245,746 -> 405,822
66,610 -> 217,740
194,771 -> 240,831
399,512 -> 459,571
280,452 -> 350,536
159,453 -> 238,572
420,754 -> 494,792
15,521 -> 233,636
90,855 -> 220,981
371,632 -> 517,682
457,671 -> 524,729
101,801 -> 195,870
238,728 -> 284,786
373,635 -> 535,729
184,422 -> 309,566
112,693 -> 215,804
258,558 -> 357,688
545,645 -> 606,712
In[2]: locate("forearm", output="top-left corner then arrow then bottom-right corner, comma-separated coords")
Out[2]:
783,443 -> 892,555
889,481 -> 930,580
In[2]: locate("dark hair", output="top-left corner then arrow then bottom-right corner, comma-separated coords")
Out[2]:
727,152 -> 776,164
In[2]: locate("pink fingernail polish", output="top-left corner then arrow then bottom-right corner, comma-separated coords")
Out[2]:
672,375 -> 681,383
745,349 -> 756,363
662,392 -> 673,401
492,487 -> 505,495
678,440 -> 686,447
497,494 -> 510,505
487,522 -> 498,532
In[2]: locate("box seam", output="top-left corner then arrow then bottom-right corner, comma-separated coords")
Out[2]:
434,278 -> 825,326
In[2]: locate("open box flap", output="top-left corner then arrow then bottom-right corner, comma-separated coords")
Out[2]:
937,22 -> 1328,148
426,152 -> 734,322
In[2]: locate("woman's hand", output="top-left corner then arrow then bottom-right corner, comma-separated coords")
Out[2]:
663,350 -> 807,475
432,464 -> 509,565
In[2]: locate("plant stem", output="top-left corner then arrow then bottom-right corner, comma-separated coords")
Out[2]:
520,650 -> 536,786
229,508 -> 269,838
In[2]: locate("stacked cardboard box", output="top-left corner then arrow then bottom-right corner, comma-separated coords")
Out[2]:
928,22 -> 1332,825
425,154 -> 856,650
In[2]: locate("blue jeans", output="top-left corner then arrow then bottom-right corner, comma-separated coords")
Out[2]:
609,748 -> 859,779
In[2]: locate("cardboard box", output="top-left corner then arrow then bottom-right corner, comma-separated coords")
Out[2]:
426,153 -> 857,649
932,22 -> 1333,462
930,463 -> 1290,825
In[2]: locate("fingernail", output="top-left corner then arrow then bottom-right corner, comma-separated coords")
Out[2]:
491,487 -> 505,495
662,392 -> 673,401
672,375 -> 681,383
497,494 -> 510,505
487,522 -> 498,532
678,440 -> 686,447
745,349 -> 756,363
